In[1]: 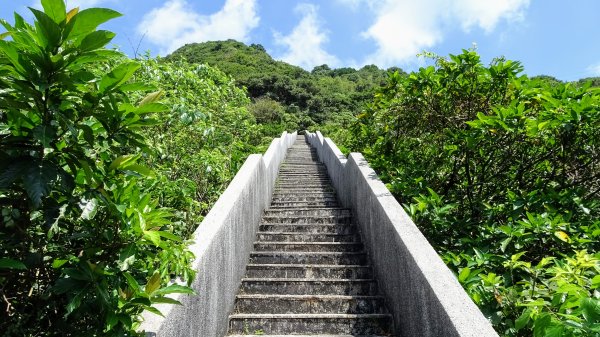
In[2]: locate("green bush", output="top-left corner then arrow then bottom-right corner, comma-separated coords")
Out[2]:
131,56 -> 261,237
351,49 -> 600,336
0,1 -> 193,335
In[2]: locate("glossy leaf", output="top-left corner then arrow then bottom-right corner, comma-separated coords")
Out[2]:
67,8 -> 121,42
99,61 -> 140,93
41,0 -> 66,24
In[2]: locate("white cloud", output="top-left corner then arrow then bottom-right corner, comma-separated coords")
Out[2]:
138,0 -> 259,55
587,62 -> 600,76
362,0 -> 444,66
455,0 -> 529,33
354,0 -> 530,66
273,4 -> 340,70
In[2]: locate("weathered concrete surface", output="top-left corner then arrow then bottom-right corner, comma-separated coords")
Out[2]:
226,137 -> 393,336
140,131 -> 297,337
305,131 -> 499,337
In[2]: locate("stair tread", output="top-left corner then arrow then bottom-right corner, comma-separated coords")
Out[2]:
247,264 -> 371,268
255,242 -> 360,245
236,294 -> 384,299
256,232 -> 354,235
251,251 -> 365,255
266,208 -> 350,211
229,313 -> 391,319
242,278 -> 375,282
229,335 -> 389,337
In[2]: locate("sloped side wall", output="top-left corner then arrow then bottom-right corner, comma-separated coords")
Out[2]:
306,131 -> 498,337
140,131 -> 297,337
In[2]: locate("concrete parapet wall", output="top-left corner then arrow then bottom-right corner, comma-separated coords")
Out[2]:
141,131 -> 297,337
305,131 -> 498,337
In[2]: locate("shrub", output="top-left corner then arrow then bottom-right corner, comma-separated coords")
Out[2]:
0,1 -> 193,335
352,49 -> 600,336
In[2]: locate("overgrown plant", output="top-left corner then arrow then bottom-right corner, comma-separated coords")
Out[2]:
132,56 -> 260,237
0,1 -> 193,335
352,49 -> 600,336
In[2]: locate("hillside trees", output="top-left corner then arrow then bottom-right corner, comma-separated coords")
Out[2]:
351,49 -> 600,336
167,40 -> 396,125
0,2 -> 193,335
131,56 -> 260,238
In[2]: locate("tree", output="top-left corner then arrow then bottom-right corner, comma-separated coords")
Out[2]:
0,1 -> 192,335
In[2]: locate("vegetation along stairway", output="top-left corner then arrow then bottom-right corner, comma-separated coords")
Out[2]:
227,136 -> 394,336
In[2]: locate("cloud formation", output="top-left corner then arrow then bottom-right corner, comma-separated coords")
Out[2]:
273,4 -> 340,70
347,0 -> 530,66
138,0 -> 259,55
588,62 -> 600,76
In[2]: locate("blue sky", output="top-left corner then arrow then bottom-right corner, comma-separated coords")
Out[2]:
2,0 -> 599,81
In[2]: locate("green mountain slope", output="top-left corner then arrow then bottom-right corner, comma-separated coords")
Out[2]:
166,40 -> 402,124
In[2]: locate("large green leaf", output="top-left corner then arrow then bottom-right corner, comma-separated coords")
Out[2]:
41,0 -> 67,24
79,30 -> 115,52
0,258 -> 27,270
24,161 -> 58,208
145,272 -> 161,295
0,159 -> 27,188
67,8 -> 121,42
0,40 -> 28,76
99,61 -> 140,93
29,8 -> 61,50
152,284 -> 195,296
33,125 -> 56,148
583,297 -> 600,323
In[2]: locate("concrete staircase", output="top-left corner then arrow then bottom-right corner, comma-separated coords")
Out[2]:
227,137 -> 394,337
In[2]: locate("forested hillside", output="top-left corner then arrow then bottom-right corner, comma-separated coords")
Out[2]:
167,40 -> 398,130
0,1 -> 598,336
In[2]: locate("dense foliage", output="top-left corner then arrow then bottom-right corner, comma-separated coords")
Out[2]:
132,56 -> 262,238
167,40 -> 397,125
350,49 -> 600,336
0,2 -> 195,335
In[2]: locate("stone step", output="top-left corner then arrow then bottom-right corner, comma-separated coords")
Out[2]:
261,215 -> 352,225
278,168 -> 327,172
239,278 -> 378,295
264,208 -> 351,217
276,184 -> 333,190
249,251 -> 367,265
228,313 -> 392,335
279,166 -> 326,170
256,232 -> 358,242
258,223 -> 354,234
276,177 -> 330,181
244,264 -> 373,279
272,191 -> 336,198
271,194 -> 337,202
277,178 -> 330,182
229,335 -> 390,337
269,201 -> 339,208
282,159 -> 320,162
233,294 -> 387,314
274,185 -> 335,190
253,242 -> 364,253
278,168 -> 329,178
277,175 -> 327,178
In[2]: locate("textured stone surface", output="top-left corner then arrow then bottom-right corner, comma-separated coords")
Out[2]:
226,138 -> 393,336
306,131 -> 499,337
